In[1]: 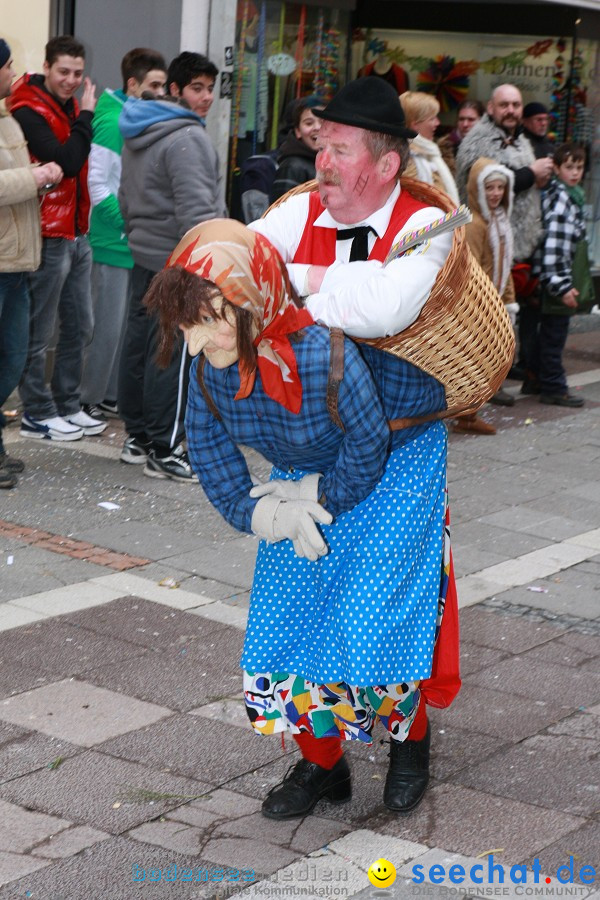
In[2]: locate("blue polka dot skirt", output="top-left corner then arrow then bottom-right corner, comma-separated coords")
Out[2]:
242,423 -> 448,701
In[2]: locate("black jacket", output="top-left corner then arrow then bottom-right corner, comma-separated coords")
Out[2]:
269,133 -> 316,202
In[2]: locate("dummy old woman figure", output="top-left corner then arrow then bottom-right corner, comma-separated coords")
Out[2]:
145,218 -> 460,821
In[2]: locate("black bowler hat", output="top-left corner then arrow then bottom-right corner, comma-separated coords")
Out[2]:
316,78 -> 417,139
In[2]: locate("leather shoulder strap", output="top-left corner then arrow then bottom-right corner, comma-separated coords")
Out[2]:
327,327 -> 345,432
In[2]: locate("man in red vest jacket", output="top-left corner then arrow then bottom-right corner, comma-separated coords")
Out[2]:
250,79 -> 459,819
8,35 -> 105,441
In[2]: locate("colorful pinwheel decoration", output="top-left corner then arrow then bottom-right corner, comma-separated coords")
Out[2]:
416,55 -> 479,111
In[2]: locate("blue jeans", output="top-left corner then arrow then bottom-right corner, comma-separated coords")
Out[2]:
0,272 -> 31,453
539,313 -> 571,395
19,236 -> 93,419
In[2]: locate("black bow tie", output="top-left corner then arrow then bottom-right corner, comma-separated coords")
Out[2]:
336,225 -> 375,261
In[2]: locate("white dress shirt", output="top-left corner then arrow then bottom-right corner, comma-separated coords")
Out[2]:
250,182 -> 453,338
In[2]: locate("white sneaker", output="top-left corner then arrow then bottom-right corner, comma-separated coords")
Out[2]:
591,305 -> 600,315
20,414 -> 84,441
64,409 -> 107,436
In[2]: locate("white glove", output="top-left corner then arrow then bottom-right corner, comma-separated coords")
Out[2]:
250,472 -> 321,503
251,495 -> 333,561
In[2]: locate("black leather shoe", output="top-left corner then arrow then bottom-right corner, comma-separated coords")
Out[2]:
489,388 -> 515,407
384,724 -> 430,813
262,756 -> 351,820
0,451 -> 25,473
540,392 -> 584,408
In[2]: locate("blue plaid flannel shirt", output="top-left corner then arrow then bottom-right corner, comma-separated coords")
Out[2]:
185,325 -> 446,534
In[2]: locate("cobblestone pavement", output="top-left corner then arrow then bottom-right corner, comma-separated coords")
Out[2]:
0,321 -> 599,900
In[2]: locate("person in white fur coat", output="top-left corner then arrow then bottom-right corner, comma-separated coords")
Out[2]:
399,91 -> 459,204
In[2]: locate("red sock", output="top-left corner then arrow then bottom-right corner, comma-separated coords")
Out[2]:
407,697 -> 428,741
294,733 -> 343,769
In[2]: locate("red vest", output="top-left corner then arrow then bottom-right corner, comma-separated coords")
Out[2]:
8,75 -> 90,239
292,189 -> 428,266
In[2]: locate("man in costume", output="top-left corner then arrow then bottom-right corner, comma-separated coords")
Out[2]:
146,210 -> 460,822
242,78 -> 460,817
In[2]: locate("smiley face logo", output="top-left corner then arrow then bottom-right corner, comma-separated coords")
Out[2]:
367,858 -> 396,888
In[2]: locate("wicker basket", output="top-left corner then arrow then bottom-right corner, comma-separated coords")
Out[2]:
265,177 -> 515,419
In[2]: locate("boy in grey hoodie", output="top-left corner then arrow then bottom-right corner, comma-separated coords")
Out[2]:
118,52 -> 226,481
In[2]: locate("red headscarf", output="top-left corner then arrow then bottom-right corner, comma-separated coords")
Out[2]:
167,219 -> 314,413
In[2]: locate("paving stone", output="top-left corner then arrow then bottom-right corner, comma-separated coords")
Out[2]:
0,604 -> 46,633
0,620 -> 148,699
124,564 -> 243,601
561,631 -> 600,655
200,836 -> 298,875
0,545 -> 110,603
161,536 -> 257,589
524,819 -> 600,887
188,601 -> 248,631
521,636 -> 598,668
0,679 -> 173,747
209,811 -> 350,855
0,750 -> 212,834
459,642 -> 509,676
326,828 -> 429,874
453,733 -> 599,817
0,798 -> 70,853
243,840 -> 372,899
166,788 -> 262,827
427,719 -> 512,781
189,697 -> 249,729
0,850 -> 50,889
441,684 -> 571,741
368,782 -> 585,863
11,580 -> 123,617
453,519 -> 551,559
31,824 -> 110,859
0,835 -> 237,899
0,722 -> 28,749
89,572 -> 216,611
73,521 -> 205,561
84,627 -> 244,712
495,571 -> 600,620
459,607 -> 567,652
128,819 -> 206,856
452,546 -> 507,579
525,492 -> 600,530
64,596 -> 228,651
97,714 -> 291,783
464,656 -> 600,709
0,731 -> 82,784
480,506 -> 590,542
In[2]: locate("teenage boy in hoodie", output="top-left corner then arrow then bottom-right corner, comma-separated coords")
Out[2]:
532,143 -> 594,408
454,158 -> 516,435
8,35 -> 105,441
118,52 -> 226,481
80,48 -> 166,423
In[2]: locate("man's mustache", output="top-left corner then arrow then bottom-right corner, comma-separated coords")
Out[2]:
317,170 -> 342,186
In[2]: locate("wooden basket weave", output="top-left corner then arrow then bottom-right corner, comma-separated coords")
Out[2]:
265,177 -> 515,419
